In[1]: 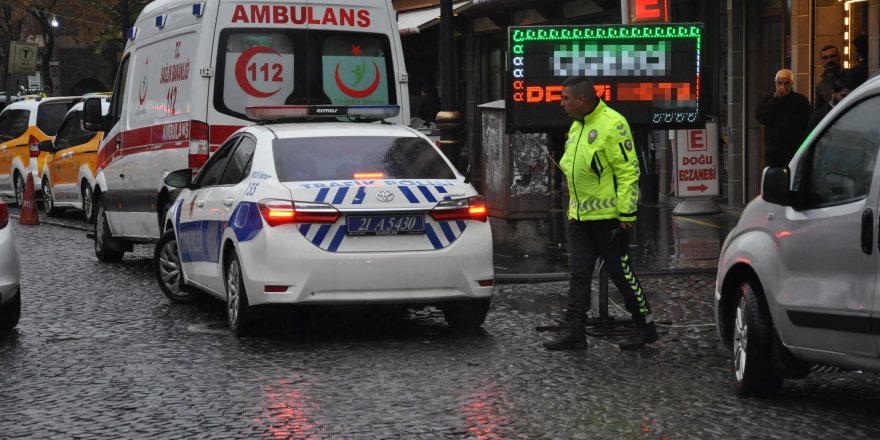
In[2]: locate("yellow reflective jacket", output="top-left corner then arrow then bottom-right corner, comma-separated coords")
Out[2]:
559,100 -> 640,222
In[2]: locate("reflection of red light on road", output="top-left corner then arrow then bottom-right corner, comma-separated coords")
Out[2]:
255,379 -> 319,438
460,385 -> 503,439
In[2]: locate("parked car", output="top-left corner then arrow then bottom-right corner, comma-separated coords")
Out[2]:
0,96 -> 78,205
39,94 -> 110,222
153,105 -> 493,337
0,198 -> 21,330
715,74 -> 880,396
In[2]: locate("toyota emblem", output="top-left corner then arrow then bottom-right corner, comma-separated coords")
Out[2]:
376,190 -> 394,202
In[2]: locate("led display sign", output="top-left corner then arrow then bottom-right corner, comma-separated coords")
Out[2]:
507,23 -> 703,133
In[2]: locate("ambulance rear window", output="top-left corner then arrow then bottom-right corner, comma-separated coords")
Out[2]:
37,102 -> 73,136
0,110 -> 29,140
215,29 -> 397,120
273,136 -> 454,182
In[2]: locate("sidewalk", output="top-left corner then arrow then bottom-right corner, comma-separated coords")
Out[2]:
493,199 -> 742,283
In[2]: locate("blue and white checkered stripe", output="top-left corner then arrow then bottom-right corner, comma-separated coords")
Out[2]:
295,185 -> 466,252
309,185 -> 451,205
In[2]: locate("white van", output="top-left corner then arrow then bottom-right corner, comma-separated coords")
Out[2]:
83,0 -> 410,262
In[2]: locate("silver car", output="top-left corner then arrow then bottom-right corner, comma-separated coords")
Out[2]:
715,74 -> 880,396
0,198 -> 20,330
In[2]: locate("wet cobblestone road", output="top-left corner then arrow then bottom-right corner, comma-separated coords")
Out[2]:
2,216 -> 880,438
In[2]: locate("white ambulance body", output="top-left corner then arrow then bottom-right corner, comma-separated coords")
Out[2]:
86,0 -> 409,261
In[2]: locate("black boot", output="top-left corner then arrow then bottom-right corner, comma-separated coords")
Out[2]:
619,315 -> 659,350
543,317 -> 587,350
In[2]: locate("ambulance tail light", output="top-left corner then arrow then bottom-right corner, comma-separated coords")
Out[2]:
431,196 -> 488,222
29,135 -> 39,157
258,199 -> 340,227
189,120 -> 210,174
0,200 -> 7,228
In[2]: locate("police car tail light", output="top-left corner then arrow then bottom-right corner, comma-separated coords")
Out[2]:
431,196 -> 488,222
189,120 -> 210,174
28,135 -> 39,158
258,199 -> 340,226
0,200 -> 7,228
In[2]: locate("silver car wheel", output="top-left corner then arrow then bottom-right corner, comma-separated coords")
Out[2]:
82,185 -> 93,222
14,174 -> 24,206
733,294 -> 748,383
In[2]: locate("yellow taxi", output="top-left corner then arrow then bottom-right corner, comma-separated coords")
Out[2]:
0,96 -> 78,206
39,95 -> 110,222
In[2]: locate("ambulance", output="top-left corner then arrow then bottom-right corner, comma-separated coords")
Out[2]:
83,0 -> 410,262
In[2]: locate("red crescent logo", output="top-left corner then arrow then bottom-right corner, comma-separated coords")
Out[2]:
334,61 -> 381,99
138,59 -> 148,105
235,46 -> 282,98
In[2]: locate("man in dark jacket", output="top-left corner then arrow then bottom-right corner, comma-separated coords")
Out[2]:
814,45 -> 841,110
806,76 -> 853,134
756,69 -> 812,167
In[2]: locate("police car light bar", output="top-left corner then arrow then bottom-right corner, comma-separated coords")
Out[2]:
245,105 -> 400,122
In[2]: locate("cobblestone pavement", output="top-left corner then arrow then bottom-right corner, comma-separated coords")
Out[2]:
2,218 -> 880,438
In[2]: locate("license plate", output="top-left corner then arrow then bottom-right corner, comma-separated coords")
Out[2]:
346,214 -> 425,236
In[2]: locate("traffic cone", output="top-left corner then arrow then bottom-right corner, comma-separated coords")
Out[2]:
19,172 -> 39,225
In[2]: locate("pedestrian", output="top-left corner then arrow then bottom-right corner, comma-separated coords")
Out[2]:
417,81 -> 441,124
814,45 -> 842,110
543,76 -> 658,351
755,69 -> 812,167
806,76 -> 853,134
846,34 -> 868,88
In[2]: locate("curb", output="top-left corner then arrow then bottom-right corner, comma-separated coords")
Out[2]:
9,214 -> 91,233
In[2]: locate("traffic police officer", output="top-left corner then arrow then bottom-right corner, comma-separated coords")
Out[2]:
543,76 -> 658,351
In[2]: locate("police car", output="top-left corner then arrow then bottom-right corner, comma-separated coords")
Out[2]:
153,105 -> 494,336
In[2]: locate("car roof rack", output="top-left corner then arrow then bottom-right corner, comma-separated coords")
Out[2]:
245,105 -> 400,123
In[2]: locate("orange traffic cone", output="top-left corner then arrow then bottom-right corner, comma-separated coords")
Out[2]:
19,172 -> 39,225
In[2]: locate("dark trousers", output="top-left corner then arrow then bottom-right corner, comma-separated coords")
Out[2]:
567,219 -> 653,322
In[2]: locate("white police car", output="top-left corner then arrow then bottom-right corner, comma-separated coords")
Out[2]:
153,105 -> 493,336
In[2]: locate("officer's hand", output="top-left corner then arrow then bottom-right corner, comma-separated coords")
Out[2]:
620,221 -> 635,230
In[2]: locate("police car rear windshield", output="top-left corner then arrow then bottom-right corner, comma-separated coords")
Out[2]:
273,136 -> 455,182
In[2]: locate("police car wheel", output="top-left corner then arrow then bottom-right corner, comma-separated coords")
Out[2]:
42,178 -> 61,217
154,230 -> 201,303
225,253 -> 252,337
0,288 -> 21,331
441,298 -> 490,332
732,279 -> 783,396
94,198 -> 124,263
82,184 -> 94,224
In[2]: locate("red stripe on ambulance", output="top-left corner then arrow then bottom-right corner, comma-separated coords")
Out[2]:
230,5 -> 370,27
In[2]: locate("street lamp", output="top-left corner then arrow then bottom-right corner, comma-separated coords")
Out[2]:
50,15 -> 59,28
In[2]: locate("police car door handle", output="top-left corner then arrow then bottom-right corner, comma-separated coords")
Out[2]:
223,197 -> 234,207
195,200 -> 205,208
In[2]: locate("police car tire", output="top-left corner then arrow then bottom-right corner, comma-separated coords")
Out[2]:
442,298 -> 490,331
732,279 -> 783,397
42,178 -> 61,217
154,230 -> 201,303
0,288 -> 21,331
225,253 -> 252,337
94,199 -> 124,263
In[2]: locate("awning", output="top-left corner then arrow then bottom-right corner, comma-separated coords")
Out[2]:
397,1 -> 472,35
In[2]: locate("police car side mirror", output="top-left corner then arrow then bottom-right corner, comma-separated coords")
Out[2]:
164,169 -> 192,189
38,139 -> 55,153
82,97 -> 107,132
761,166 -> 792,206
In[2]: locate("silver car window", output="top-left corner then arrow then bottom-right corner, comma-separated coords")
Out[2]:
797,95 -> 880,208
